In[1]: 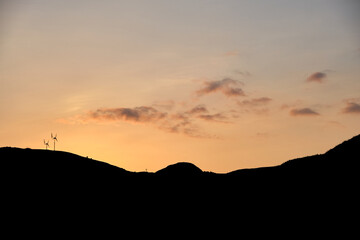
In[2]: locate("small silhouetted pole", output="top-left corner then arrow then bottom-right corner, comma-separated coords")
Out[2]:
43,139 -> 50,150
51,133 -> 58,151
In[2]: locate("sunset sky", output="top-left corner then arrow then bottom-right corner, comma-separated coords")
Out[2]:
1,0 -> 359,172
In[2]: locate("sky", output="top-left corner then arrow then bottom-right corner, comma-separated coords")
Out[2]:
1,0 -> 359,173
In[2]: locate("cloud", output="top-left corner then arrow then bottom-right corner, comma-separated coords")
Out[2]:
237,97 -> 272,115
160,111 -> 221,138
290,108 -> 319,116
186,105 -> 208,115
342,102 -> 360,114
60,106 -> 167,125
86,106 -> 209,138
197,113 -> 229,123
160,119 -> 215,139
59,77 -> 256,138
173,104 -> 230,123
306,72 -> 327,83
61,104 -> 225,139
196,78 -> 245,97
238,97 -> 272,107
87,106 -> 167,123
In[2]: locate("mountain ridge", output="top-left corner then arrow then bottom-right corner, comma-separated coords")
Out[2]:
1,134 -> 359,183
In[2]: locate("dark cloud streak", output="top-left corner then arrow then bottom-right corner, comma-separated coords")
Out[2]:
342,102 -> 360,114
186,105 -> 208,115
88,106 -> 167,123
306,72 -> 327,83
197,113 -> 229,123
196,78 -> 245,97
238,97 -> 272,107
290,108 -> 319,116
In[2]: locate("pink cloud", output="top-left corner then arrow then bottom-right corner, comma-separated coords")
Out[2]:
306,72 -> 327,83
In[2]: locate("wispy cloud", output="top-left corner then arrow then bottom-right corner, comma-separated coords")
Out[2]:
196,78 -> 245,97
159,116 -> 206,138
87,106 -> 167,123
197,113 -> 229,123
155,104 -> 230,138
306,72 -> 327,83
237,97 -> 272,115
60,104 -> 232,139
342,101 -> 360,114
186,105 -> 208,115
238,97 -> 272,107
290,108 -> 319,116
59,78 -> 273,138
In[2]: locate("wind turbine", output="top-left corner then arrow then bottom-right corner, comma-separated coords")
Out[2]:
51,133 -> 58,151
43,139 -> 50,150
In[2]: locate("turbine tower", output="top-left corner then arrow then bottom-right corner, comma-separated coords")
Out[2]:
43,139 -> 50,150
51,133 -> 58,151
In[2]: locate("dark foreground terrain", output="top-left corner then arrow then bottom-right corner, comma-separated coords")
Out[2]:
1,134 -> 358,191
1,135 -> 358,233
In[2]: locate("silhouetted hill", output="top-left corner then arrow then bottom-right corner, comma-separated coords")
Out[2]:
325,133 -> 360,158
1,134 -> 359,188
2,134 -> 358,229
281,134 -> 359,175
156,162 -> 203,176
0,147 -> 132,185
227,134 -> 359,187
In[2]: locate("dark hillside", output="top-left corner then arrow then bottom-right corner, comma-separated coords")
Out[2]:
0,147 -> 131,185
1,134 -> 359,189
226,134 -> 359,187
155,162 -> 203,176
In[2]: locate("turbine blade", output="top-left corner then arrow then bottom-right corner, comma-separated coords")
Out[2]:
51,133 -> 53,138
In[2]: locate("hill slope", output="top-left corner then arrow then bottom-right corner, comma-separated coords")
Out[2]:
1,134 -> 359,185
227,134 -> 359,185
0,147 -> 131,183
